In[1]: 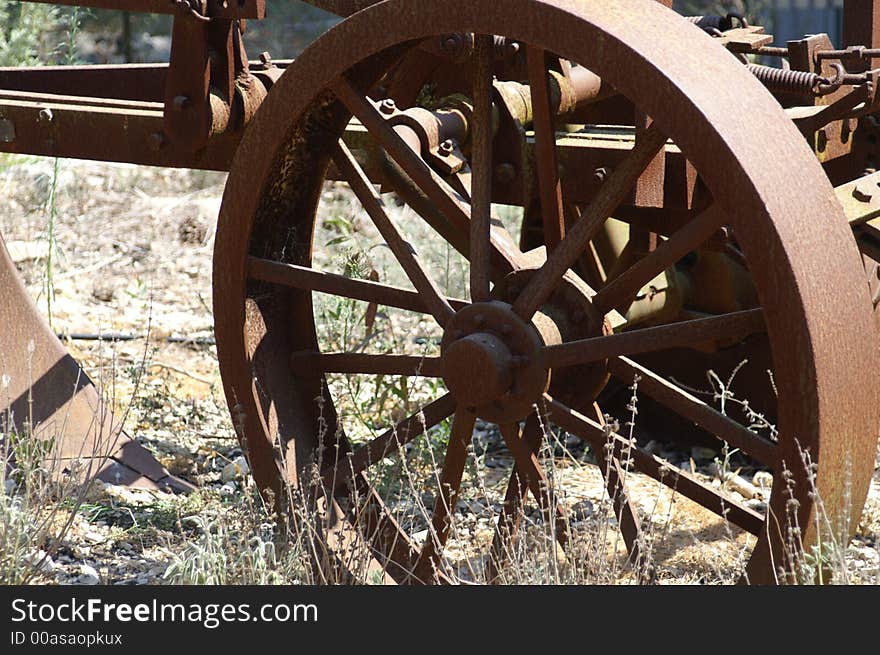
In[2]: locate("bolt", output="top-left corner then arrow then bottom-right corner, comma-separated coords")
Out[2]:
148,132 -> 166,152
495,163 -> 516,185
37,108 -> 53,123
853,182 -> 874,203
439,139 -> 456,156
172,95 -> 191,111
259,51 -> 273,66
441,33 -> 464,57
593,167 -> 609,183
379,98 -> 397,115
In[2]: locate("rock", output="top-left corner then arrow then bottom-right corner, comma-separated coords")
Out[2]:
91,282 -> 115,302
690,446 -> 716,462
178,215 -> 207,245
752,471 -> 773,491
78,564 -> 100,585
708,463 -> 760,499
219,481 -> 237,497
726,474 -> 760,499
25,550 -> 57,573
746,498 -> 768,513
221,455 -> 249,482
570,499 -> 594,521
6,240 -> 49,263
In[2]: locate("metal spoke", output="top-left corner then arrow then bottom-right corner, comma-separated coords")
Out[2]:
470,34 -> 494,302
487,414 -> 543,582
527,46 -> 566,252
588,405 -> 654,583
321,393 -> 457,490
331,76 -> 525,278
609,357 -> 778,465
290,351 -> 443,377
592,204 -> 727,315
512,123 -> 668,319
545,396 -> 765,535
248,257 -> 468,314
543,308 -> 766,369
498,421 -> 569,547
332,140 -> 455,326
413,408 -> 476,582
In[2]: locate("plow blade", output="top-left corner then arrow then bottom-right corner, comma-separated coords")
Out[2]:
0,234 -> 193,492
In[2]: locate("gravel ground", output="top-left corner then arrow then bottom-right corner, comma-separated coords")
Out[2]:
1,156 -> 878,585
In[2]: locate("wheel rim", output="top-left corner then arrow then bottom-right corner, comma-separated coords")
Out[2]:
214,0 -> 880,584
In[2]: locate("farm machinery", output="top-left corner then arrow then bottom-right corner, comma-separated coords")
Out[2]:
2,0 -> 880,583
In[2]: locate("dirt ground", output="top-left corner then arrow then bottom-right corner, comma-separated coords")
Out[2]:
1,156 -> 878,585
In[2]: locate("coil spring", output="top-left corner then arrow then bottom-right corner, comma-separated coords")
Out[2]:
747,64 -> 844,96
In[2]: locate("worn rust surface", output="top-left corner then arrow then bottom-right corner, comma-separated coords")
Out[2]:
211,0 -> 880,585
2,0 -> 880,582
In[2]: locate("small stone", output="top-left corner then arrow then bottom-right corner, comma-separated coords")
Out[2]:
752,471 -> 773,490
25,550 -> 56,573
726,474 -> 759,500
73,546 -> 91,559
570,499 -> 594,521
221,455 -> 249,482
78,564 -> 100,585
91,282 -> 115,302
564,434 -> 581,449
746,498 -> 768,513
690,446 -> 716,462
219,481 -> 236,497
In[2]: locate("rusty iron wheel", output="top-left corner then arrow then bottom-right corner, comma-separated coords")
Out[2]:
213,0 -> 880,584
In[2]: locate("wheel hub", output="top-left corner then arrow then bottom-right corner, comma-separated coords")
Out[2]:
441,301 -> 551,422
495,268 -> 612,410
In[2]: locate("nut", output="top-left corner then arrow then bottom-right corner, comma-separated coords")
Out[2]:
379,98 -> 397,115
439,139 -> 456,156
